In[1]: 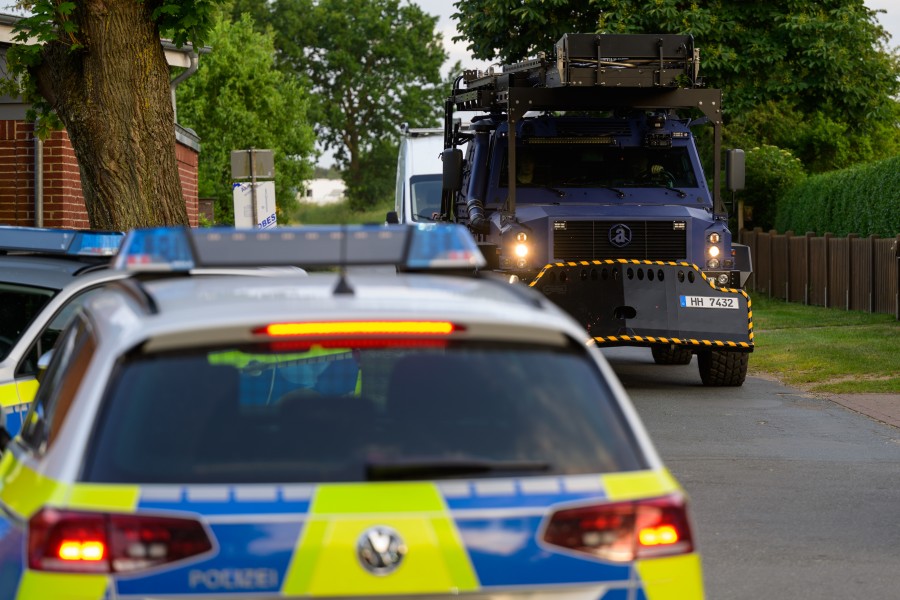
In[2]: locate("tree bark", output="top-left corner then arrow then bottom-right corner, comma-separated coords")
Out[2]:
31,0 -> 189,229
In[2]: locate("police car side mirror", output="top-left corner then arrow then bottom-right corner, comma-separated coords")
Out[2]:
385,211 -> 400,225
36,349 -> 54,383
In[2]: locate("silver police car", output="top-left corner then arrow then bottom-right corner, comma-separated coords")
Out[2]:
0,226 -> 123,435
0,224 -> 704,599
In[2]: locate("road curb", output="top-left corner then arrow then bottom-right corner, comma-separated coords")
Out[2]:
820,393 -> 900,429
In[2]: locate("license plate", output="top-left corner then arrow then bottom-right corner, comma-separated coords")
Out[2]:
680,295 -> 738,309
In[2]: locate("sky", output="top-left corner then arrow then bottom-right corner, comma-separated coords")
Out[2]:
416,0 -> 900,76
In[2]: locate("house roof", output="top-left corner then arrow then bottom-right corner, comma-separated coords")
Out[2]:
0,11 -> 209,68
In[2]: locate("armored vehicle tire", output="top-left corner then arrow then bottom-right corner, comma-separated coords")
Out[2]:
698,350 -> 749,386
651,345 -> 693,365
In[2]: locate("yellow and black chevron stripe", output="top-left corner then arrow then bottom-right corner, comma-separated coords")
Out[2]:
530,259 -> 754,349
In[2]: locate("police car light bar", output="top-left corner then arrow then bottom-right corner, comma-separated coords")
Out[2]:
115,224 -> 486,272
0,226 -> 123,257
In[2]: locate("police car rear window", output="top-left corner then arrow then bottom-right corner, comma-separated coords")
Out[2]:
82,342 -> 646,484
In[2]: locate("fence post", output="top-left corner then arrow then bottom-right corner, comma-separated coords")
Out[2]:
847,233 -> 859,310
895,234 -> 900,321
784,230 -> 793,302
752,227 -> 762,291
824,232 -> 832,308
769,229 -> 777,299
869,235 -> 878,313
805,232 -> 814,305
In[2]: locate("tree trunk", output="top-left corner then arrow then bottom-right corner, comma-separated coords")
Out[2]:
31,0 -> 189,229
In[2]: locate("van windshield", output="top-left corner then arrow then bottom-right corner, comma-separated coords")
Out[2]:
83,341 -> 646,484
409,174 -> 442,221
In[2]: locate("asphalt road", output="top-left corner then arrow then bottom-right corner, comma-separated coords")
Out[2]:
601,346 -> 900,600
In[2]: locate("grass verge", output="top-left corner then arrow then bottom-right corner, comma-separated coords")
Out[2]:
288,199 -> 392,226
749,294 -> 900,393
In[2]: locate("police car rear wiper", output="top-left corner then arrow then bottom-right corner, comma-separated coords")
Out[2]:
365,458 -> 551,481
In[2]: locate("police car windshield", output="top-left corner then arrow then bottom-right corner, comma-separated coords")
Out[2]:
0,283 -> 55,360
83,342 -> 646,484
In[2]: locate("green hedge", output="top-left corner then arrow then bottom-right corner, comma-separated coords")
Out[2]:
776,155 -> 900,236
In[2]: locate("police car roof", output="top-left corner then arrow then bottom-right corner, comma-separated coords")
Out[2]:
85,224 -> 587,350
0,254 -> 111,289
0,227 -> 123,288
85,270 -> 585,353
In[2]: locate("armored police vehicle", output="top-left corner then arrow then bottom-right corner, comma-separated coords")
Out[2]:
439,33 -> 753,386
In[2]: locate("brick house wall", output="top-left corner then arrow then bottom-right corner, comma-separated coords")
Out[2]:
0,121 -> 201,229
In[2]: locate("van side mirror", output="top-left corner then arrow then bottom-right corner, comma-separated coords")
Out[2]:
726,149 -> 745,192
442,148 -> 463,193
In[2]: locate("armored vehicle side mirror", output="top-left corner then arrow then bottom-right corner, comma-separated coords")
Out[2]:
385,211 -> 399,225
726,149 -> 745,192
442,148 -> 463,193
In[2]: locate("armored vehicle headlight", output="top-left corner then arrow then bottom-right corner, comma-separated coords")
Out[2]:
707,232 -> 720,243
514,243 -> 529,258
707,258 -> 720,269
707,246 -> 720,258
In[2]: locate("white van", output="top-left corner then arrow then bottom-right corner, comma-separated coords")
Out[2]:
391,126 -> 445,224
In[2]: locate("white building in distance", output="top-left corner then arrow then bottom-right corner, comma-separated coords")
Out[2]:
299,179 -> 346,205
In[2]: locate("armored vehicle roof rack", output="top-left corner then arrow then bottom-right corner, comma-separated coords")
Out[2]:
554,33 -> 698,88
460,33 -> 698,95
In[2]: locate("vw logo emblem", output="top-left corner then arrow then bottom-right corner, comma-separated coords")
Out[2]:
356,526 -> 407,575
609,224 -> 632,248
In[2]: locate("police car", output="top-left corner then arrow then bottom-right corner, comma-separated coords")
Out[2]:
0,226 -> 124,436
0,224 -> 704,599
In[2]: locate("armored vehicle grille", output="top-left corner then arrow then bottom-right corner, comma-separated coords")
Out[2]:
553,220 -> 686,261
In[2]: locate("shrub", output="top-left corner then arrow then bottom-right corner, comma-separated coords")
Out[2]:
738,145 -> 806,231
776,155 -> 900,236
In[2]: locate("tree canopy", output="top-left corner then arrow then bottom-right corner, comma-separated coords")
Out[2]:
452,0 -> 900,172
5,0 -> 226,229
269,0 -> 447,210
175,9 -> 315,225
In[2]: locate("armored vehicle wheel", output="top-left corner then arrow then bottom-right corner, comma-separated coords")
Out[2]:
651,345 -> 693,365
698,350 -> 748,386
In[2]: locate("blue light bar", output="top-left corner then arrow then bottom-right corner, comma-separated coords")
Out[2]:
0,226 -> 123,257
114,224 -> 485,272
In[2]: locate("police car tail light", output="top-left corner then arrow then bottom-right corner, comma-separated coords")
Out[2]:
28,508 -> 213,573
542,493 -> 694,562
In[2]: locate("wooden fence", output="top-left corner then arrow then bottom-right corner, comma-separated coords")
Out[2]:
739,228 -> 900,320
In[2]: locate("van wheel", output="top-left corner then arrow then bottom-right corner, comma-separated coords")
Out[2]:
651,345 -> 693,365
698,350 -> 748,386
